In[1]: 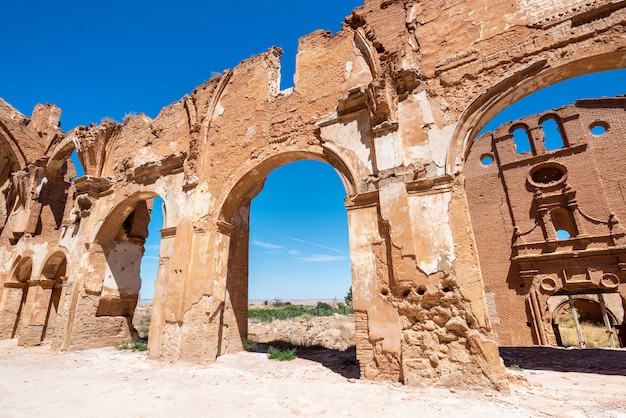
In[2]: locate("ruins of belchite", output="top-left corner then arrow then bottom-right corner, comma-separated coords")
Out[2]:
466,98 -> 626,349
0,0 -> 625,389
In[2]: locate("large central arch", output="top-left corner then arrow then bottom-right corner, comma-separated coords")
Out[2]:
217,150 -> 357,357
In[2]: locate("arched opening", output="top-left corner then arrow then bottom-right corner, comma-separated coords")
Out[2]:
0,257 -> 32,340
41,254 -> 67,341
0,133 -> 22,237
93,192 -> 166,348
540,115 -> 566,151
1,136 -> 79,244
221,155 -> 357,376
511,125 -> 533,154
550,208 -> 577,239
133,196 -> 164,339
37,252 -> 67,343
553,296 -> 622,348
454,62 -> 626,171
464,65 -> 626,351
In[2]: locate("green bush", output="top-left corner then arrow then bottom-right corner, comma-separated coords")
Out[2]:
345,286 -> 353,307
267,345 -> 297,361
116,338 -> 148,352
243,339 -> 258,351
248,302 -> 353,322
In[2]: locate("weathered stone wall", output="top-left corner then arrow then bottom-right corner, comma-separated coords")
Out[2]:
0,0 -> 625,389
466,98 -> 626,347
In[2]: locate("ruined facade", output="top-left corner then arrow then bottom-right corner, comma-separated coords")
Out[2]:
466,98 -> 626,348
0,0 -> 625,389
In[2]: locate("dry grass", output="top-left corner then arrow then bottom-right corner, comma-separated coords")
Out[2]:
132,303 -> 152,339
248,315 -> 355,351
558,319 -> 616,348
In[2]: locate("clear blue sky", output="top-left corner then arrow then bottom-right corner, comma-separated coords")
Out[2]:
1,1 -> 624,300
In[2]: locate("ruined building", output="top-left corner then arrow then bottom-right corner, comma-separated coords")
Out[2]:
0,0 -> 625,389
466,97 -> 626,348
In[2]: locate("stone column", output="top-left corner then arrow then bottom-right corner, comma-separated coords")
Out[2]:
346,191 -> 388,379
222,201 -> 251,355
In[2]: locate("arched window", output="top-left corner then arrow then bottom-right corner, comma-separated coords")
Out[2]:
550,208 -> 577,240
541,116 -> 566,151
511,125 -> 533,154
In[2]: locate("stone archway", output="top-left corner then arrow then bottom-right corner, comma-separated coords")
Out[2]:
39,252 -> 68,343
450,52 -> 626,173
4,0 -> 626,391
217,152 -> 357,358
63,190 -> 169,350
11,251 -> 69,346
550,294 -> 624,348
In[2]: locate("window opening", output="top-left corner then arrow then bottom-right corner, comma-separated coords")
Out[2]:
511,126 -> 532,154
556,229 -> 571,240
590,122 -> 608,136
480,154 -> 494,166
551,208 -> 577,239
541,117 -> 565,151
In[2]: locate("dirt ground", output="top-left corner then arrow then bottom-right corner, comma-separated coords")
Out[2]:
0,339 -> 625,418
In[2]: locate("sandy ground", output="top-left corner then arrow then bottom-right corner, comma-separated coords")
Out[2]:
1,340 -> 625,417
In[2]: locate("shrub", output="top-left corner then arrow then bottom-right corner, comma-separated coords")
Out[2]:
243,339 -> 258,351
248,302 -> 353,322
345,286 -> 353,307
267,345 -> 297,361
116,338 -> 148,352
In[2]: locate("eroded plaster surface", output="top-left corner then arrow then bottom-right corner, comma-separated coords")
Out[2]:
0,0 -> 625,390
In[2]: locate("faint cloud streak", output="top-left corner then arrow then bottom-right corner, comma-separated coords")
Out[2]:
286,236 -> 345,254
297,254 -> 347,262
252,240 -> 283,250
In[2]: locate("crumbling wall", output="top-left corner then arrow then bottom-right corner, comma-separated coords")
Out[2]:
0,0 -> 625,390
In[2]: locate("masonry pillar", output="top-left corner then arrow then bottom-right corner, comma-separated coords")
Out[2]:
346,191 -> 392,379
360,175 -> 508,389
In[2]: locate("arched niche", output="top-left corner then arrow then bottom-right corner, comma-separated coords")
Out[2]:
550,208 -> 578,239
0,256 -> 33,340
30,251 -> 68,343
